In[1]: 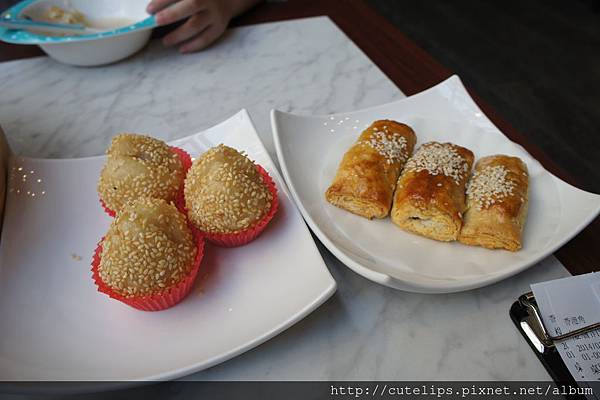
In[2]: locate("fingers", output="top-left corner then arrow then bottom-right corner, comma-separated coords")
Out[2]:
154,0 -> 208,26
162,11 -> 210,46
149,0 -> 231,53
179,25 -> 223,53
146,0 -> 178,14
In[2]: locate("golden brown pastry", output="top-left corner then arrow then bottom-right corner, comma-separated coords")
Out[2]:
98,133 -> 185,213
325,120 -> 417,219
99,198 -> 197,298
184,144 -> 273,234
458,155 -> 529,251
391,142 -> 474,241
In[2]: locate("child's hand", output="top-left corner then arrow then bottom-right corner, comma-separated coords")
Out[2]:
146,0 -> 256,53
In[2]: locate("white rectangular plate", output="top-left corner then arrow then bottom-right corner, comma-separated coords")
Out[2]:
272,76 -> 600,293
0,110 -> 336,381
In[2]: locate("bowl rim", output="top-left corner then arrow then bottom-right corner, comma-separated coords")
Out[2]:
0,0 -> 157,45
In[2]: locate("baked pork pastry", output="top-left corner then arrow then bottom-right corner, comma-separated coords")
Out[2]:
459,155 -> 529,251
325,120 -> 417,219
391,142 -> 474,241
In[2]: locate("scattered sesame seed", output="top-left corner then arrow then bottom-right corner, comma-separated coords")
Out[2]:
71,253 -> 82,261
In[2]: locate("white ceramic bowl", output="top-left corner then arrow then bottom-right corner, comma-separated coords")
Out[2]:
0,0 -> 156,66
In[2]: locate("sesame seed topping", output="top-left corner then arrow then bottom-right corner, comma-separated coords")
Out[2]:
466,165 -> 517,210
184,145 -> 273,234
98,133 -> 184,213
99,198 -> 196,298
360,130 -> 408,165
405,142 -> 469,185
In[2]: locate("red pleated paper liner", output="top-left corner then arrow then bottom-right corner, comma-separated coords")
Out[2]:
198,164 -> 279,247
99,145 -> 193,217
91,228 -> 204,311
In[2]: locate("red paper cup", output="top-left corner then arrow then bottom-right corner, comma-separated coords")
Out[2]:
99,146 -> 192,218
91,227 -> 204,311
170,147 -> 193,213
200,164 -> 279,247
99,198 -> 117,218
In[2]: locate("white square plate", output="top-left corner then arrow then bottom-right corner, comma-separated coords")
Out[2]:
0,110 -> 336,381
272,76 -> 600,293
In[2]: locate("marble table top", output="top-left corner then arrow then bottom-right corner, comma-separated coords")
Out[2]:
0,16 -> 567,380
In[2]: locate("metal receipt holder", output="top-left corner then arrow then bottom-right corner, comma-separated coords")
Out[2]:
511,292 -> 600,399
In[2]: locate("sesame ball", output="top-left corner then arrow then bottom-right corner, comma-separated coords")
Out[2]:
98,134 -> 184,213
99,198 -> 197,298
184,144 -> 273,234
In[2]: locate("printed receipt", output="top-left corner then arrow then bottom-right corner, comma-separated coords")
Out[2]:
531,273 -> 600,384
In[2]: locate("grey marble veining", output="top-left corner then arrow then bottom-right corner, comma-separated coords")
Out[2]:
0,17 -> 398,160
0,16 -> 566,380
190,247 -> 564,381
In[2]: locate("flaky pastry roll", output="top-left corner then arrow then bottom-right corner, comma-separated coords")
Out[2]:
391,142 -> 474,241
458,155 -> 529,251
325,120 -> 417,219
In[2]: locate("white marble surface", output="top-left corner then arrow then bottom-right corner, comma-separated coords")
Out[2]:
0,16 -> 568,380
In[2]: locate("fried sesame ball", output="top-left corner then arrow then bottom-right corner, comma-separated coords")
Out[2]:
99,198 -> 197,298
184,144 -> 273,234
98,133 -> 184,213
